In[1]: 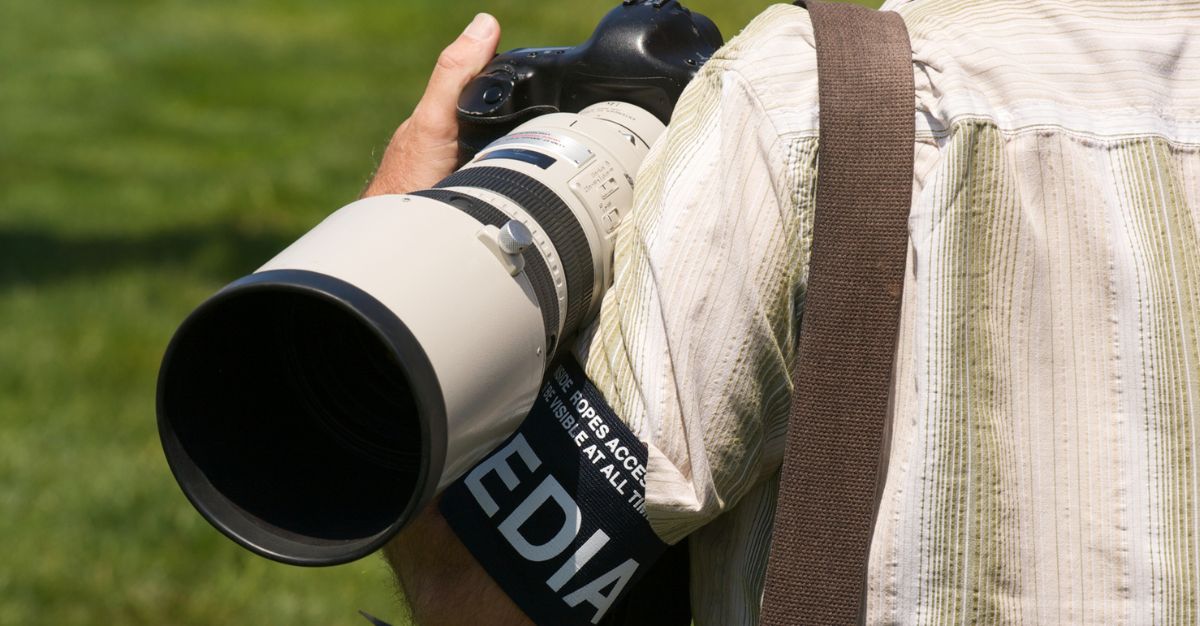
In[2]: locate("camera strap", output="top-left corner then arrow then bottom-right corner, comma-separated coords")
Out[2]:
761,2 -> 914,624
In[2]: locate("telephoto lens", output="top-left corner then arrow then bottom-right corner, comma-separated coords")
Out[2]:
157,102 -> 665,565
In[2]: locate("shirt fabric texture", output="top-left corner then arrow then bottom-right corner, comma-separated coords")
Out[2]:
570,1 -> 1200,623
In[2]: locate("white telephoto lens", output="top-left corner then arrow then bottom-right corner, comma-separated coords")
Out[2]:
157,102 -> 666,566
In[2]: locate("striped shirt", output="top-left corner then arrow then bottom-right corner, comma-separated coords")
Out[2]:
573,1 -> 1200,623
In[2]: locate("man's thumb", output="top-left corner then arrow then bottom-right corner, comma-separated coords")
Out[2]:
460,12 -> 500,45
442,12 -> 500,73
415,13 -> 501,130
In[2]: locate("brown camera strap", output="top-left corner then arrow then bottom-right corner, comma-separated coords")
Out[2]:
760,1 -> 914,624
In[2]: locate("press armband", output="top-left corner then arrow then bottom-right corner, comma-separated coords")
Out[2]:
440,356 -> 666,625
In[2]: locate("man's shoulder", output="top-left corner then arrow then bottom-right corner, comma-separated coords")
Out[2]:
699,4 -> 821,138
709,4 -> 813,78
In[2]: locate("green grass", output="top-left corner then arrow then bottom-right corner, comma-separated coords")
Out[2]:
0,0 -> 809,622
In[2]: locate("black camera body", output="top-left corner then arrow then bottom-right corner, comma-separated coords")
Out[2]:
457,0 -> 723,160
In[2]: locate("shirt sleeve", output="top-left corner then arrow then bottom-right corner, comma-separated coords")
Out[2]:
575,4 -> 821,545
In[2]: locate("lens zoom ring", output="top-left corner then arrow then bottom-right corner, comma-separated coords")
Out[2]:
411,189 -> 560,351
435,167 -> 593,341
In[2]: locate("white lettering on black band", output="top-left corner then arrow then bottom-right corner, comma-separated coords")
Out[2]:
440,355 -> 666,625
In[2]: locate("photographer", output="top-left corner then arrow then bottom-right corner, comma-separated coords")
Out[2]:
369,1 -> 1200,624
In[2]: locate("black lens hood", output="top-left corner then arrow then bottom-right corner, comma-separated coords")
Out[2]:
157,269 -> 447,566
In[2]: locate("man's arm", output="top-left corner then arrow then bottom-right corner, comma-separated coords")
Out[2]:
383,498 -> 531,626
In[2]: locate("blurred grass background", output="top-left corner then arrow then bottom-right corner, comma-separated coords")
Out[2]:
0,0 -> 875,623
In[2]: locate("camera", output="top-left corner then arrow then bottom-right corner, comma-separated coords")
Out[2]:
156,0 -> 722,566
456,0 -> 722,160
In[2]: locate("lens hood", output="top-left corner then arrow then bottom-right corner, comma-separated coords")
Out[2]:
158,269 -> 446,566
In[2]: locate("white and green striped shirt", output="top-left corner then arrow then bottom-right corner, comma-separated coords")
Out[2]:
575,1 -> 1200,623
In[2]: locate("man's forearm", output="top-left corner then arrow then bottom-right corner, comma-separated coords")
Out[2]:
384,501 -> 532,626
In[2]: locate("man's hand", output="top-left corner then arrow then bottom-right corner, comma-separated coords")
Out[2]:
362,13 -> 502,198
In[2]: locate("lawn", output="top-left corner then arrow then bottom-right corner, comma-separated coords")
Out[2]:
0,0 -> 873,623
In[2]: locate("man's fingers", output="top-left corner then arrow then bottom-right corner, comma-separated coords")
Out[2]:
412,13 -> 501,136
